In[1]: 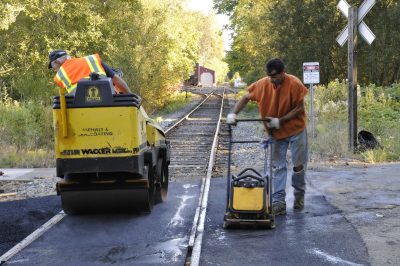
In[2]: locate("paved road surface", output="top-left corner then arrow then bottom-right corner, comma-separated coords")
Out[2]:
3,164 -> 399,265
3,181 -> 200,265
201,177 -> 369,266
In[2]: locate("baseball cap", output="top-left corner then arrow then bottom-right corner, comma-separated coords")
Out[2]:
48,49 -> 68,69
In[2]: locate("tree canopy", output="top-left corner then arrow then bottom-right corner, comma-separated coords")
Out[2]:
215,0 -> 400,86
0,0 -> 227,110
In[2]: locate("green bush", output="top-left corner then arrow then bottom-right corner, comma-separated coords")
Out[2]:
0,91 -> 54,167
310,81 -> 400,162
358,84 -> 400,161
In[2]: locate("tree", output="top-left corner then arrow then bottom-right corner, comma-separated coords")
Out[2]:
215,0 -> 400,86
191,12 -> 228,83
0,0 -> 228,110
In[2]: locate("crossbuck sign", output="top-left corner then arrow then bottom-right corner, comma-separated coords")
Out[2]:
336,0 -> 376,46
336,0 -> 376,152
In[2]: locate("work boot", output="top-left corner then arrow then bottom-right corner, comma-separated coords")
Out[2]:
293,193 -> 304,211
272,202 -> 287,216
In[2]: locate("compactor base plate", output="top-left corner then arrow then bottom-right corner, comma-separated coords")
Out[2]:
223,213 -> 275,229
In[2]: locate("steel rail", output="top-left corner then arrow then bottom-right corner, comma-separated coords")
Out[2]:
185,89 -> 226,265
164,90 -> 217,134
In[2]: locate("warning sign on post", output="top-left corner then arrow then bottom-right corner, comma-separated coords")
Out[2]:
303,62 -> 320,84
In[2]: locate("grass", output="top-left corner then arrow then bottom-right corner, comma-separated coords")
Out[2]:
153,91 -> 195,122
307,81 -> 400,163
0,91 -> 54,167
0,147 -> 54,168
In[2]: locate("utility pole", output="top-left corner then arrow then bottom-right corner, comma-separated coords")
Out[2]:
336,0 -> 376,152
348,7 -> 358,151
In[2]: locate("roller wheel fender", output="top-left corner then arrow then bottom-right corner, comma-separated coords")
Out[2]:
144,164 -> 155,211
154,157 -> 168,203
144,149 -> 157,168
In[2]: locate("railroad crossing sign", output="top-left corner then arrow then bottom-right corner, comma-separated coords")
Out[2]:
336,0 -> 376,152
336,0 -> 376,46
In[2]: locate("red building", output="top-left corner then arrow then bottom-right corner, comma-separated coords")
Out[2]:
186,63 -> 215,87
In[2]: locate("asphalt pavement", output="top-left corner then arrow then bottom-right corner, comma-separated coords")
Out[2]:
201,177 -> 369,266
4,181 -> 200,266
1,164 -> 399,265
0,196 -> 61,256
308,162 -> 400,266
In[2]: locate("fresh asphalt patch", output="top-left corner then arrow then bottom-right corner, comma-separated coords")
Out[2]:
0,196 -> 61,256
2,181 -> 200,266
1,176 -> 372,265
201,177 -> 370,266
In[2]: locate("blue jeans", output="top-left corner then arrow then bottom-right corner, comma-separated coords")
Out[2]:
271,129 -> 308,204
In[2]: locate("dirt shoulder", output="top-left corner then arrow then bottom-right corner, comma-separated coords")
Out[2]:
307,161 -> 400,266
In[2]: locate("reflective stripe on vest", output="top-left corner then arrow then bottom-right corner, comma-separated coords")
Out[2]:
55,54 -> 106,93
55,67 -> 75,93
84,55 -> 106,76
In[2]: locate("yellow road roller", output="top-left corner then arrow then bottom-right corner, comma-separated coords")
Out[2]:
53,75 -> 170,214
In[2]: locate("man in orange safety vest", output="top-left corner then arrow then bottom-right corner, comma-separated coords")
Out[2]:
48,49 -> 132,94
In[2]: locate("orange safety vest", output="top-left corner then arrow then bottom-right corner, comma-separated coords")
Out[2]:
54,54 -> 107,93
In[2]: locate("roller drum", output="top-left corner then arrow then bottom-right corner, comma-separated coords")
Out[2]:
60,188 -> 152,214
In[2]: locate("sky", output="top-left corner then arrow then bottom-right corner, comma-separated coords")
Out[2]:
186,0 -> 232,51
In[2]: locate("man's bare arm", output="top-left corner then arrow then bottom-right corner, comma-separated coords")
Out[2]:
279,100 -> 305,124
232,94 -> 251,114
113,75 -> 132,94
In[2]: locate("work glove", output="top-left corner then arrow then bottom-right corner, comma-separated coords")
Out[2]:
266,117 -> 280,129
226,113 -> 237,125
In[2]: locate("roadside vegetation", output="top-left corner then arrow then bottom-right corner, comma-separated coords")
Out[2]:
311,81 -> 400,162
154,91 -> 195,121
0,91 -> 53,167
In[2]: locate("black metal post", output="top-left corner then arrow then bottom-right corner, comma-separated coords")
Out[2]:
348,6 -> 358,152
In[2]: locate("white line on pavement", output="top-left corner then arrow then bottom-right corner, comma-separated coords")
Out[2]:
309,248 -> 365,266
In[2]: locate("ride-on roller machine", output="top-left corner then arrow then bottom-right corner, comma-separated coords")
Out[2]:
53,73 -> 170,214
223,119 -> 275,229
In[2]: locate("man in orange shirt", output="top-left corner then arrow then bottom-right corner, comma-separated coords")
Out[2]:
48,49 -> 132,94
227,58 -> 308,215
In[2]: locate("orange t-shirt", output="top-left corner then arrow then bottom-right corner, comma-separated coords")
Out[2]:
247,74 -> 308,140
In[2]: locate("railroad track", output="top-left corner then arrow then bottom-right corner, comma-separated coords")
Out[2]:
0,88 -> 227,265
166,91 -> 224,181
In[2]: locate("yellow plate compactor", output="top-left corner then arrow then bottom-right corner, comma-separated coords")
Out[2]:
223,119 -> 275,229
53,75 -> 170,214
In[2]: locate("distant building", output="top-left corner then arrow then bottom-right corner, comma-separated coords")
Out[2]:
234,78 -> 247,88
185,63 -> 215,87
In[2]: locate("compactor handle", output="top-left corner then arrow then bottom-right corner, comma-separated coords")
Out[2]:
232,174 -> 264,183
236,168 -> 262,178
236,118 -> 271,123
